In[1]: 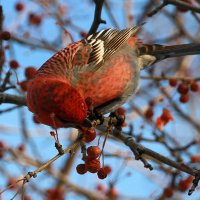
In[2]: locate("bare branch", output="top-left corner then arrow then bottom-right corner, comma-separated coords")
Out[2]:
88,0 -> 106,35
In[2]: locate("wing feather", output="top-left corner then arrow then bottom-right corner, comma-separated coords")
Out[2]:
83,25 -> 142,71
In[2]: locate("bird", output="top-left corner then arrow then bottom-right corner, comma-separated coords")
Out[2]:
27,24 -> 200,128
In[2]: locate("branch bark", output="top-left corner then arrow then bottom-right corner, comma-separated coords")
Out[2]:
88,0 -> 106,35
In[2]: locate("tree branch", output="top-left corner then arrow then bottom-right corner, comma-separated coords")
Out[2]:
88,0 -> 106,35
0,93 -> 26,106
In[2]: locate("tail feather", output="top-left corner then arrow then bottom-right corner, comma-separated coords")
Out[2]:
137,43 -> 200,63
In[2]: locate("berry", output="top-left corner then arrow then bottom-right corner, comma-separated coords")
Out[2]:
116,107 -> 126,116
76,164 -> 87,175
15,2 -> 24,12
24,196 -> 31,200
19,80 -> 29,91
18,144 -> 25,152
178,176 -> 193,192
145,107 -> 154,119
29,13 -> 42,26
164,187 -> 173,198
177,83 -> 189,94
0,31 -> 11,40
97,168 -> 107,179
106,187 -> 118,199
7,178 -> 17,190
169,79 -> 178,87
25,67 -> 37,79
96,184 -> 105,191
9,60 -> 19,69
80,32 -> 87,38
83,128 -> 96,143
85,159 -> 100,173
191,155 -> 200,163
180,94 -> 189,103
161,108 -> 173,122
190,82 -> 199,92
103,165 -> 112,174
87,146 -> 101,159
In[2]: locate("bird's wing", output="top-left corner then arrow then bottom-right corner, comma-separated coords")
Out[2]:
81,25 -> 143,72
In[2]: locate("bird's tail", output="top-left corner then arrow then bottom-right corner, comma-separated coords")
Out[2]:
137,43 -> 200,69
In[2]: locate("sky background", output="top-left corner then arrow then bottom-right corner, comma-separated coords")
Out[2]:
0,0 -> 200,199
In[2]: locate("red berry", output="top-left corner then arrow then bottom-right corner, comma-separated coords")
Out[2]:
29,13 -> 42,26
87,146 -> 101,159
177,83 -> 189,94
169,79 -> 178,87
0,31 -> 11,40
96,184 -> 106,191
180,94 -> 189,103
97,168 -> 107,179
83,128 -> 96,143
0,141 -> 5,149
103,165 -> 112,174
164,187 -> 173,198
178,176 -> 193,192
18,144 -> 25,152
80,32 -> 87,38
76,164 -> 87,175
190,82 -> 199,92
145,107 -> 154,119
191,155 -> 200,163
161,108 -> 173,122
24,196 -> 31,200
107,187 -> 118,199
25,67 -> 37,79
19,80 -> 29,91
116,107 -> 126,116
85,159 -> 100,173
9,60 -> 19,69
7,178 -> 17,190
15,2 -> 24,12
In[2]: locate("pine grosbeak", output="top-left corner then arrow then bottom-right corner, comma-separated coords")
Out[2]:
27,25 -> 200,128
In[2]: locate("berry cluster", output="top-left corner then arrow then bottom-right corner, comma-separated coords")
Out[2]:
169,79 -> 199,103
76,144 -> 111,179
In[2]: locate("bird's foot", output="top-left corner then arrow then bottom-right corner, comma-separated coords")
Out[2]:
83,109 -> 104,128
109,108 -> 126,130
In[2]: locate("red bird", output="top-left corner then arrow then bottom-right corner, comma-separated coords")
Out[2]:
27,25 -> 200,128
